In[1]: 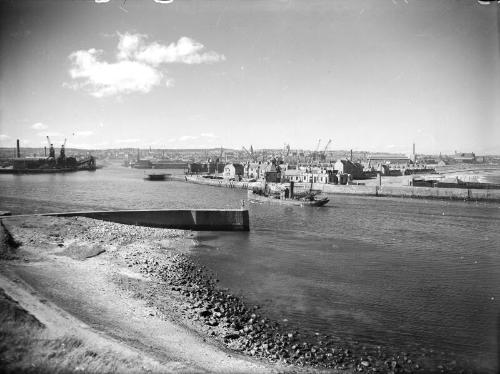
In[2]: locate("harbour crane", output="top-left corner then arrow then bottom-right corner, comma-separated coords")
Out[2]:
310,139 -> 321,163
46,136 -> 55,158
320,139 -> 332,161
283,143 -> 290,157
60,138 -> 67,160
323,139 -> 332,153
314,139 -> 321,153
242,146 -> 254,161
215,146 -> 223,163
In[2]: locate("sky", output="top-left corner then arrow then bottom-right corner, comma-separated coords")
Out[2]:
0,0 -> 499,155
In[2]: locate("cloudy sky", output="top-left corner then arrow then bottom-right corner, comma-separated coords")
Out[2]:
0,0 -> 498,154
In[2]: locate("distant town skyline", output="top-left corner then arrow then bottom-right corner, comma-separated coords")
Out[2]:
0,0 -> 498,155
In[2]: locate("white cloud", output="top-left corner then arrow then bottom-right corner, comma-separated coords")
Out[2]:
68,49 -> 163,98
67,32 -> 225,97
166,78 -> 175,88
0,134 -> 11,141
117,33 -> 144,60
135,36 -> 225,66
31,122 -> 48,130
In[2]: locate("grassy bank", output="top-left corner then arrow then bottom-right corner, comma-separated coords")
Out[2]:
0,286 -> 172,374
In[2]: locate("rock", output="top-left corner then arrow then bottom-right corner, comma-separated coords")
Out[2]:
361,361 -> 370,367
199,309 -> 211,317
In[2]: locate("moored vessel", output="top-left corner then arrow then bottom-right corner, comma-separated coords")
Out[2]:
247,189 -> 329,207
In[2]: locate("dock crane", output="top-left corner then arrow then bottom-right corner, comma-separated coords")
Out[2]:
314,139 -> 321,153
242,146 -> 254,161
46,136 -> 55,158
320,139 -> 332,161
283,143 -> 290,157
310,139 -> 321,163
216,146 -> 223,163
60,138 -> 67,160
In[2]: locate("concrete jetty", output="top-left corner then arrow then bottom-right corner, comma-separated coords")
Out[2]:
4,209 -> 250,231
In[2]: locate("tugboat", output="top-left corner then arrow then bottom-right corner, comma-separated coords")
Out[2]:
248,181 -> 329,207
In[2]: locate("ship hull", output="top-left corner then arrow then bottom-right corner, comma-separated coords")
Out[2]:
247,190 -> 329,207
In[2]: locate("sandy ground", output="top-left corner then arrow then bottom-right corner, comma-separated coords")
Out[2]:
0,216 -> 302,374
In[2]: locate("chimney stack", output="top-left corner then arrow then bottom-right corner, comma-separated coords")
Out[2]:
16,139 -> 20,158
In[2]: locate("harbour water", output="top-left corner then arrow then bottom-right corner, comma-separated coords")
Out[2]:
1,164 -> 499,372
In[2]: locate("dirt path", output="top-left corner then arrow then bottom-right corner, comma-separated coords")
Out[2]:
0,271 -> 183,373
0,216 -> 291,373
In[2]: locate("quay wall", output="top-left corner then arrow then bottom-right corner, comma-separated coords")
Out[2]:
38,209 -> 249,231
179,175 -> 252,190
173,175 -> 500,202
319,184 -> 375,196
312,183 -> 500,202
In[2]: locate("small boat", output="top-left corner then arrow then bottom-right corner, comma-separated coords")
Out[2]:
144,173 -> 171,181
247,189 -> 329,207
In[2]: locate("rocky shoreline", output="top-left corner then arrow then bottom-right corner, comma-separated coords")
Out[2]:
2,216 -> 476,373
132,252 -> 475,373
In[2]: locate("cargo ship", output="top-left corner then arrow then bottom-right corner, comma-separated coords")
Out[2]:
0,139 -> 97,174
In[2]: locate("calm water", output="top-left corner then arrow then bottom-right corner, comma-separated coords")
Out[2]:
1,164 -> 499,372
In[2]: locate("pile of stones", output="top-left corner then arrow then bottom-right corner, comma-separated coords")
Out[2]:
148,252 -> 464,373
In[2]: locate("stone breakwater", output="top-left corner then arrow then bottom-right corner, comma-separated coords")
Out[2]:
3,217 -> 475,374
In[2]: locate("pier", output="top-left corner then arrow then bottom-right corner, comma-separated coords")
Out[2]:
44,209 -> 249,231
4,209 -> 250,231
